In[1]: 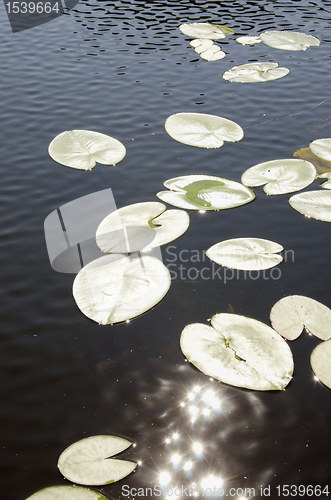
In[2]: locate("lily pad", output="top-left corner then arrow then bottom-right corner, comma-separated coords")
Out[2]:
222,62 -> 289,83
206,238 -> 283,271
157,174 -> 255,210
293,147 -> 331,175
190,39 -> 225,60
73,254 -> 171,324
236,36 -> 262,45
309,138 -> 331,162
58,435 -> 136,486
241,159 -> 316,195
26,486 -> 107,500
180,313 -> 294,391
289,190 -> 331,222
270,295 -> 331,341
260,30 -> 320,51
317,172 -> 331,189
311,340 -> 331,390
165,113 -> 243,149
48,130 -> 126,170
179,22 -> 227,40
96,202 -> 189,253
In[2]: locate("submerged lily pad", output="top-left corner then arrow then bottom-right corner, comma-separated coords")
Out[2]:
309,138 -> 331,162
270,295 -> 331,341
289,190 -> 331,222
241,159 -> 316,195
260,30 -> 320,51
206,238 -> 283,271
236,36 -> 261,45
179,22 -> 227,39
48,130 -> 126,170
26,486 -> 107,500
311,340 -> 331,390
73,254 -> 171,324
317,172 -> 331,189
293,147 -> 331,174
58,435 -> 136,486
180,313 -> 294,391
157,174 -> 255,210
96,202 -> 189,253
165,113 -> 243,148
222,62 -> 289,83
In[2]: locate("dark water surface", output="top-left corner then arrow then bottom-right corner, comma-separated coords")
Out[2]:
1,1 -> 331,499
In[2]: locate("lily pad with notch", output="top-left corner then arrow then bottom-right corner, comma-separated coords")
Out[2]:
73,254 -> 171,324
180,313 -> 294,391
58,435 -> 137,486
48,130 -> 126,170
222,62 -> 289,83
96,202 -> 189,253
206,237 -> 283,270
157,174 -> 255,210
241,159 -> 316,195
289,190 -> 331,222
270,295 -> 331,341
165,112 -> 243,149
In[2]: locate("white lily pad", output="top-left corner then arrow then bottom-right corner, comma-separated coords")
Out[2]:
26,486 -> 107,500
260,30 -> 320,51
190,38 -> 214,52
157,174 -> 255,210
73,254 -> 171,324
165,113 -> 243,149
241,159 -> 316,195
48,130 -> 126,170
180,22 -> 227,40
309,138 -> 331,162
200,46 -> 226,61
180,313 -> 294,391
58,435 -> 137,486
311,340 -> 331,390
222,62 -> 289,83
96,202 -> 189,253
236,36 -> 262,45
270,295 -> 331,341
317,172 -> 331,189
206,238 -> 283,271
289,190 -> 331,222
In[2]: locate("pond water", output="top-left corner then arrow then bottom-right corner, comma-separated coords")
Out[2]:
1,0 -> 331,499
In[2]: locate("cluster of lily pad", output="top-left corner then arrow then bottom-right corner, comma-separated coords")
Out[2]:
179,22 -> 320,83
26,435 -> 137,499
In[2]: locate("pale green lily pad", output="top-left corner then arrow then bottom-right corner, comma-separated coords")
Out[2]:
58,435 -> 137,486
317,172 -> 331,189
260,30 -> 320,51
190,38 -> 214,52
165,113 -> 243,149
180,313 -> 294,391
236,36 -> 261,45
179,22 -> 226,40
157,174 -> 255,210
48,130 -> 126,170
309,138 -> 331,162
241,159 -> 316,195
289,190 -> 331,222
200,45 -> 226,61
206,238 -> 283,271
270,295 -> 331,341
73,254 -> 171,324
26,486 -> 107,500
223,62 -> 289,83
311,340 -> 331,390
96,202 -> 189,253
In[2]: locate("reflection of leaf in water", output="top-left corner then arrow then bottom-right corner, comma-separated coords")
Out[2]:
293,147 -> 331,174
